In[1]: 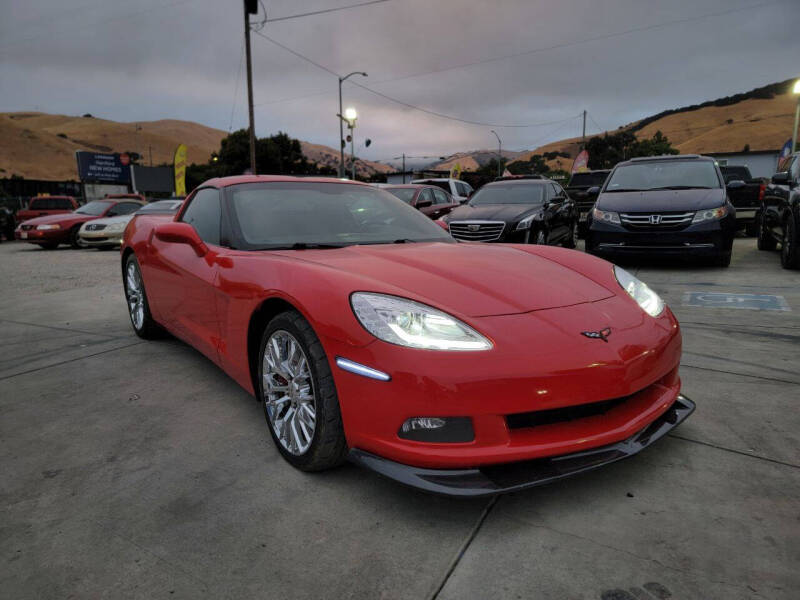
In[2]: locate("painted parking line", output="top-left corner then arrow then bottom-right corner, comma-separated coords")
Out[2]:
682,291 -> 791,311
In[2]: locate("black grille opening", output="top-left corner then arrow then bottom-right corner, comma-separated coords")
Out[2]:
506,395 -> 629,430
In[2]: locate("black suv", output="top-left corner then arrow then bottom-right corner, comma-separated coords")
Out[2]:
585,155 -> 737,267
441,178 -> 578,247
757,151 -> 800,269
565,169 -> 610,234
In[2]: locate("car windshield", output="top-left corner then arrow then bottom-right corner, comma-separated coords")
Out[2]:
227,181 -> 453,249
606,160 -> 721,191
137,200 -> 183,213
568,172 -> 608,187
720,166 -> 750,182
75,201 -> 112,215
385,188 -> 417,204
469,183 -> 544,205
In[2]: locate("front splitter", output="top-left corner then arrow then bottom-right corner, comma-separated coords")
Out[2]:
348,394 -> 696,497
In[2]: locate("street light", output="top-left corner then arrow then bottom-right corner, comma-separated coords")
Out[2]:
792,79 -> 800,155
490,130 -> 502,178
338,71 -> 367,177
343,107 -> 358,180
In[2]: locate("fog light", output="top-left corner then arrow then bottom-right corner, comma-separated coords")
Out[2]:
398,417 -> 474,443
401,417 -> 446,432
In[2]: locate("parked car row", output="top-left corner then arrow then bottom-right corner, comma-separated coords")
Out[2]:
14,197 -> 183,249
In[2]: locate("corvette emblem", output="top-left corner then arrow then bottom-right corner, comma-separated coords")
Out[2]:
581,327 -> 611,342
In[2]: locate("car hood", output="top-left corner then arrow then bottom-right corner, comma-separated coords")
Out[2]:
19,212 -> 93,226
86,215 -> 133,226
446,203 -> 543,223
597,188 -> 725,212
279,242 -> 614,317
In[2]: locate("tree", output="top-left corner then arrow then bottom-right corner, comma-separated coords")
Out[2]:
586,130 -> 678,169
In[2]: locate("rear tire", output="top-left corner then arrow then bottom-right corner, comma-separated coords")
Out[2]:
757,212 -> 776,251
123,254 -> 161,339
258,310 -> 347,472
780,214 -> 800,270
563,221 -> 578,249
744,221 -> 758,237
714,251 -> 732,268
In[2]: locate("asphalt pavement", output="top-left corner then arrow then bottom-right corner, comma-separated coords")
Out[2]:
1,238 -> 798,600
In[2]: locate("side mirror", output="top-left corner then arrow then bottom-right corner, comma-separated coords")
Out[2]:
727,179 -> 746,189
587,186 -> 601,195
416,199 -> 433,208
771,171 -> 790,185
154,222 -> 208,257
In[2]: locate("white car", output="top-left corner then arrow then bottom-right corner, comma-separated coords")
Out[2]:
411,178 -> 473,203
79,199 -> 183,248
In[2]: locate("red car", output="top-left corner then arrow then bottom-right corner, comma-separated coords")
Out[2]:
121,175 -> 694,496
16,195 -> 79,222
16,198 -> 145,249
382,184 -> 460,220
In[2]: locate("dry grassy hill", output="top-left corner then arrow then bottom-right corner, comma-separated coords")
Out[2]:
0,112 -> 391,180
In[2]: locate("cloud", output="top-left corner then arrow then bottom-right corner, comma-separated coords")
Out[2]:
1,0 -> 797,161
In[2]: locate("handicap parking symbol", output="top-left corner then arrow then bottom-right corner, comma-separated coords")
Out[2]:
682,291 -> 790,311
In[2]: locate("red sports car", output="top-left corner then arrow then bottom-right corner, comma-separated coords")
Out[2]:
121,175 -> 694,496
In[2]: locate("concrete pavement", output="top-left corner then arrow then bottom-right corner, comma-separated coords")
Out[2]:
1,238 -> 798,599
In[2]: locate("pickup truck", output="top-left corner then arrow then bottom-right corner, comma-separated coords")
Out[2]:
719,165 -> 764,236
565,170 -> 610,234
16,195 -> 80,222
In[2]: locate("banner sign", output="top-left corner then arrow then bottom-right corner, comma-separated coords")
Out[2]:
174,144 -> 187,197
75,151 -> 131,183
571,150 -> 589,173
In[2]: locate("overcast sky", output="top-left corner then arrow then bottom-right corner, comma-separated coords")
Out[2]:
1,0 -> 798,165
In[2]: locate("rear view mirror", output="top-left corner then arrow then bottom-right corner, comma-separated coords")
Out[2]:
727,179 -> 746,189
771,171 -> 790,185
154,222 -> 208,257
587,186 -> 601,195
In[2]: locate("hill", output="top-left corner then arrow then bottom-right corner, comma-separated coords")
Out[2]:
0,112 -> 391,181
507,79 -> 797,171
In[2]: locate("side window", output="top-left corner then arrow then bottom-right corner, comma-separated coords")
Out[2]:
432,188 -> 449,205
181,188 -> 221,245
55,198 -> 72,210
30,198 -> 44,210
553,183 -> 565,197
418,188 -> 434,205
455,182 -> 469,197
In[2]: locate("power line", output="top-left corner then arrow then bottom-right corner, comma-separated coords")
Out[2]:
587,112 -> 605,135
366,0 -> 789,85
265,0 -> 395,23
251,29 -> 583,129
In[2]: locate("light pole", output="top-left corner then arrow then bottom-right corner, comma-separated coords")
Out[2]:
343,107 -> 358,180
490,130 -> 502,178
338,72 -> 367,178
792,79 -> 800,155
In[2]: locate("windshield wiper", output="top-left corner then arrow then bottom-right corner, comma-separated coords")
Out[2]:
392,238 -> 417,244
260,242 -> 347,250
606,188 -> 645,192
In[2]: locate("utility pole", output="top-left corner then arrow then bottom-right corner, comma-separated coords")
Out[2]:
244,0 -> 257,174
582,109 -> 587,149
490,130 -> 502,178
402,153 -> 406,183
338,72 -> 367,178
350,125 -> 356,180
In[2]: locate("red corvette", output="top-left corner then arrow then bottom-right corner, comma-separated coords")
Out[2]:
121,175 -> 694,496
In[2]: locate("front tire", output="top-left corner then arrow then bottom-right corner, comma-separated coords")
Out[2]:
780,214 -> 800,270
123,255 -> 161,339
69,226 -> 87,249
258,310 -> 347,472
534,229 -> 548,245
714,251 -> 732,268
757,212 -> 776,251
563,221 -> 578,249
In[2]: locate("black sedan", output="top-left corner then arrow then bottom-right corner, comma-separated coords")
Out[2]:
441,178 -> 578,247
757,151 -> 800,269
585,155 -> 737,267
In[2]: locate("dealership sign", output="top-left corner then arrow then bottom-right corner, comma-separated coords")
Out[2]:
75,151 -> 131,183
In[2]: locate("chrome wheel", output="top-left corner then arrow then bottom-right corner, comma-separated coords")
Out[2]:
125,263 -> 144,330
262,330 -> 316,456
536,229 -> 547,245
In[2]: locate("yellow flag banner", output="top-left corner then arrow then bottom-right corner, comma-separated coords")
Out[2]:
174,144 -> 187,197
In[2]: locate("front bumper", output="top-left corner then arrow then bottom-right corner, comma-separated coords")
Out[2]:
349,394 -> 695,496
80,230 -> 123,246
587,218 -> 734,257
15,227 -> 69,244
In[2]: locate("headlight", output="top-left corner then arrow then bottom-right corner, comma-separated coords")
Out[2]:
106,222 -> 126,232
613,266 -> 665,317
36,224 -> 61,230
692,206 -> 728,224
592,207 -> 621,224
351,292 -> 492,351
515,213 -> 542,230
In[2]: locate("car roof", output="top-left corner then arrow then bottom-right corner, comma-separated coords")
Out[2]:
484,178 -> 551,186
200,175 -> 372,188
622,154 -> 711,166
384,184 -> 426,189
